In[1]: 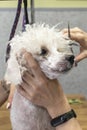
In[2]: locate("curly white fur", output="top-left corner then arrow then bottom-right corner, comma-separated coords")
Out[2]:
5,23 -> 75,130
5,24 -> 74,84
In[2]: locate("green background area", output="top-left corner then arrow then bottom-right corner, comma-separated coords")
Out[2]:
0,0 -> 87,8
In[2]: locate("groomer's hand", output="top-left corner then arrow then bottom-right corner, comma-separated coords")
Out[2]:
63,27 -> 87,62
17,51 -> 71,118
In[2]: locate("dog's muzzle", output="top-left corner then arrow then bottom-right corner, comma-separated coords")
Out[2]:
51,55 -> 75,74
66,55 -> 75,65
61,55 -> 75,72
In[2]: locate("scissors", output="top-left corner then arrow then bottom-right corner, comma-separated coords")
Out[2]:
68,22 -> 71,38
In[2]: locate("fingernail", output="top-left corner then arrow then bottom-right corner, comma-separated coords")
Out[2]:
6,102 -> 11,109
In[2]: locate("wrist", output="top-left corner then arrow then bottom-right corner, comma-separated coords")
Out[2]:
55,118 -> 82,130
51,109 -> 76,127
47,94 -> 71,118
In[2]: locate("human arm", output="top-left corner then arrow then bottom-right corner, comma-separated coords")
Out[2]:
0,80 -> 10,106
63,27 -> 87,62
17,51 -> 82,130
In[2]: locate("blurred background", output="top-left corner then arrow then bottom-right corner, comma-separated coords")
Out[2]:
0,0 -> 87,97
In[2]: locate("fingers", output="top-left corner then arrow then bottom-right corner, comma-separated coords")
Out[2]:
18,70 -> 37,99
63,27 -> 83,41
17,83 -> 38,103
22,71 -> 34,85
23,52 -> 45,79
17,85 -> 31,100
62,27 -> 87,52
75,51 -> 87,62
63,27 -> 82,34
17,48 -> 45,79
17,82 -> 46,107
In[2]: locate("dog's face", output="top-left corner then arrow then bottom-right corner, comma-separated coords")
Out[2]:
32,36 -> 75,79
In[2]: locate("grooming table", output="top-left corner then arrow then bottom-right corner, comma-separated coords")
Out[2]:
0,94 -> 87,130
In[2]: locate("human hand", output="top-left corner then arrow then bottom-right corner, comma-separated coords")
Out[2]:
17,51 -> 71,118
63,27 -> 87,62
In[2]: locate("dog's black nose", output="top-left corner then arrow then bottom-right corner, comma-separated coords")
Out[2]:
66,55 -> 75,64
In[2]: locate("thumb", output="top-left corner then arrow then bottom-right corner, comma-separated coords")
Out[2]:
75,51 -> 87,62
6,84 -> 15,109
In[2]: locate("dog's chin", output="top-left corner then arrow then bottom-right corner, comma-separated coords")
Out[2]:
52,66 -> 72,74
43,65 -> 73,80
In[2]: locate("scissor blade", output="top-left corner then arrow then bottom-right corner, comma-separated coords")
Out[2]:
68,22 -> 71,38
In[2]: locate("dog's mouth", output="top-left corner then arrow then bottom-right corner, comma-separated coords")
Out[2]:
51,61 -> 73,73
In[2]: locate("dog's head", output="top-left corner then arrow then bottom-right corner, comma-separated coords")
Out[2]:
33,35 -> 75,79
5,24 -> 77,84
23,24 -> 76,79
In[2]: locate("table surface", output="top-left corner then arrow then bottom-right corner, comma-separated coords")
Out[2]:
0,94 -> 87,130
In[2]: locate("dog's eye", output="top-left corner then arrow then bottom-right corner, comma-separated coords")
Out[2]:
40,48 -> 48,56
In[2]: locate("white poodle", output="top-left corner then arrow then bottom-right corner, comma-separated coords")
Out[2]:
5,24 -> 76,130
